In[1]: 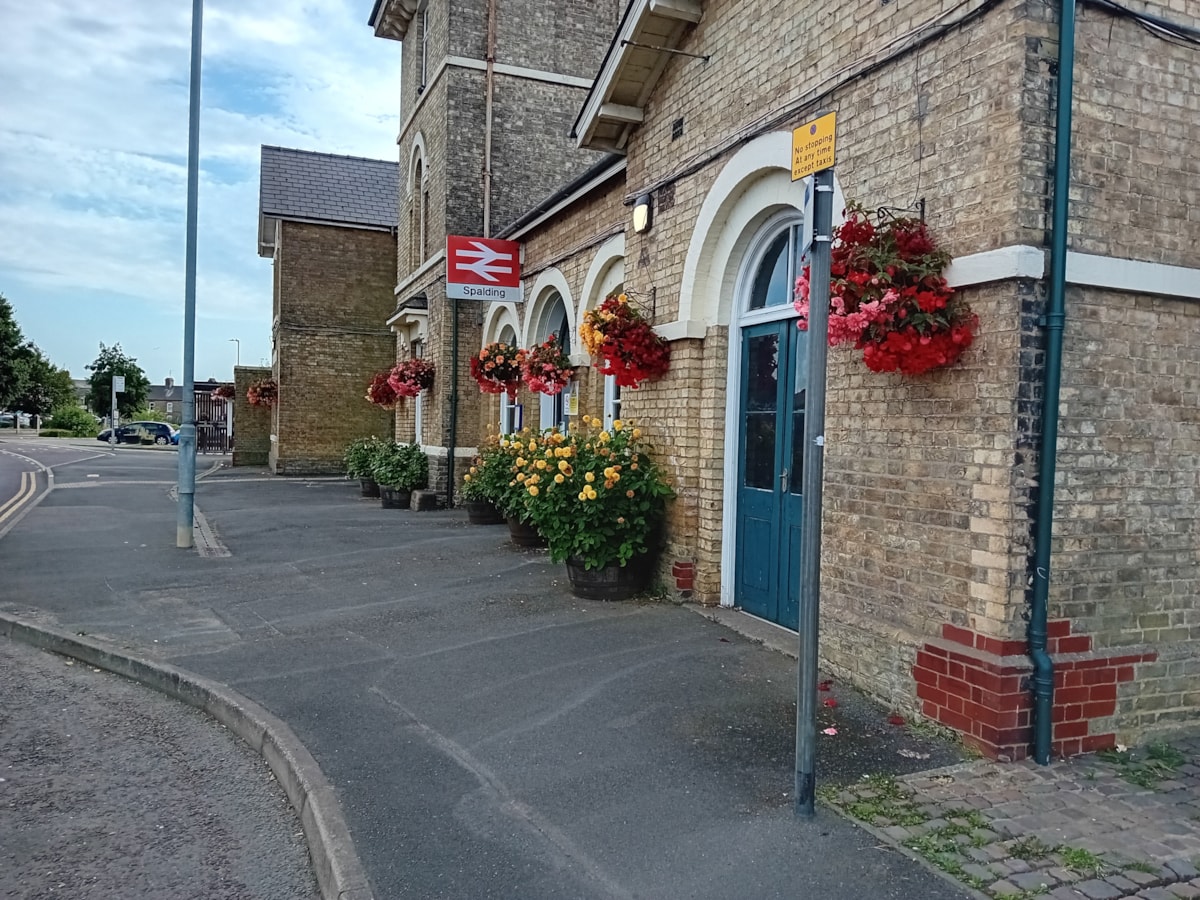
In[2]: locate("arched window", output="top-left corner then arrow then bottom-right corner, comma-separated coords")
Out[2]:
745,219 -> 805,314
412,157 -> 426,264
602,282 -> 624,430
533,292 -> 571,431
498,324 -> 520,434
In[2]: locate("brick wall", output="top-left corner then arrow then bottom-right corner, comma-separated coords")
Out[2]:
1048,287 -> 1200,740
393,0 -> 619,498
271,222 -> 397,475
390,0 -> 1200,752
232,366 -> 272,467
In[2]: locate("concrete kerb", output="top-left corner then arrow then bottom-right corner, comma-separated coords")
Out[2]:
0,613 -> 374,900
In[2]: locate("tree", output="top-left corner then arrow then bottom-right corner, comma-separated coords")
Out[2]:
12,346 -> 74,417
0,295 -> 27,411
86,344 -> 150,419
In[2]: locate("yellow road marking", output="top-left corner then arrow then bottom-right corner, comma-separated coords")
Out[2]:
0,471 -> 35,524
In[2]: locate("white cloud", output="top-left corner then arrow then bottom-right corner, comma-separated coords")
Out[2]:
0,0 -> 400,380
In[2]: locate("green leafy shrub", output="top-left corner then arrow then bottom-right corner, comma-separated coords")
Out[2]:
461,432 -> 523,509
344,436 -> 385,480
48,404 -> 99,437
38,428 -> 74,438
129,407 -> 168,423
371,442 -> 428,491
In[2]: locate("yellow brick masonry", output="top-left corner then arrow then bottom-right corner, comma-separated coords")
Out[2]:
270,222 -> 397,475
427,0 -> 1199,739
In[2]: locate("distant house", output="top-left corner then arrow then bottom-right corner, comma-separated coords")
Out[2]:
257,145 -> 399,474
146,377 -> 183,424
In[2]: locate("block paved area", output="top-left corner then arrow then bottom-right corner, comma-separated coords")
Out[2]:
827,733 -> 1200,899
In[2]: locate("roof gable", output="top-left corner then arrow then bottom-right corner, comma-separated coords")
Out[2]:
258,145 -> 399,256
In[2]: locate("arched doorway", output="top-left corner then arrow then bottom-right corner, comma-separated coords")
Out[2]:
731,213 -> 809,630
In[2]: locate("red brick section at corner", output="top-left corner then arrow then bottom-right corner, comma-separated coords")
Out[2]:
913,622 -> 1158,762
671,560 -> 696,592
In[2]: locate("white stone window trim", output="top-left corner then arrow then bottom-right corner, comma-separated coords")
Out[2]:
602,375 -> 621,431
397,57 -> 593,148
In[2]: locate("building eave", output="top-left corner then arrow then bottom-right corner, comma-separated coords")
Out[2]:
369,0 -> 417,41
258,214 -> 278,258
573,0 -> 703,151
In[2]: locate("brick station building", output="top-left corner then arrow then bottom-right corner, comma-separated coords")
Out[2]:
257,146 -> 400,474
368,0 -> 1200,759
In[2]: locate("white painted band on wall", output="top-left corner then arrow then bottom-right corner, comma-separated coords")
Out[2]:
420,445 -> 480,458
1065,252 -> 1200,300
943,245 -> 1199,300
944,245 -> 1045,286
391,250 -> 447,304
656,246 -> 1199,341
443,56 -> 594,90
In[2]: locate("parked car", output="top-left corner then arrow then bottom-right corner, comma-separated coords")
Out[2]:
95,421 -> 178,446
0,412 -> 32,428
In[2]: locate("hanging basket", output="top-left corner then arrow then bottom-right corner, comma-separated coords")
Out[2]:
521,334 -> 574,396
470,342 -> 525,398
388,358 -> 435,398
794,204 -> 978,375
246,378 -> 277,407
580,293 -> 670,388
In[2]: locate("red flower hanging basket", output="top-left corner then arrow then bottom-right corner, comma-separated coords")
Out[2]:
246,377 -> 278,407
794,205 -> 977,375
579,293 -> 670,388
470,341 -> 526,398
365,371 -> 399,409
388,358 -> 435,398
521,334 -> 575,396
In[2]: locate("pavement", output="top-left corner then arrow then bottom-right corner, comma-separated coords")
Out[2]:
0,442 -> 1197,900
0,638 -> 317,900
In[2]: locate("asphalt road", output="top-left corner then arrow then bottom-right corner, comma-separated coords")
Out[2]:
0,638 -> 317,900
0,448 -> 971,900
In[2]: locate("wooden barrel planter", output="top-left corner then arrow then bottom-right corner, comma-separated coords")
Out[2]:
565,553 -> 655,601
379,487 -> 412,510
360,478 -> 380,498
465,500 -> 504,525
506,517 -> 545,547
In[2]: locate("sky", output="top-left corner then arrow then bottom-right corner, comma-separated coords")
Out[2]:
0,0 -> 400,384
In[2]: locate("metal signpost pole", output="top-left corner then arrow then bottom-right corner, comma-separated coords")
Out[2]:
177,0 -> 203,549
795,165 -> 834,818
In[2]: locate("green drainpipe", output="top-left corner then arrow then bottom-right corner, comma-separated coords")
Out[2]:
1030,0 -> 1076,766
447,299 -> 459,509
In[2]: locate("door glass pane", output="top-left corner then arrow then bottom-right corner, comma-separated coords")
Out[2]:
745,414 -> 776,489
745,333 -> 779,410
791,336 -> 807,494
748,232 -> 789,310
743,333 -> 779,489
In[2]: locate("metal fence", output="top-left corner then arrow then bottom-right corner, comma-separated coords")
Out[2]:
195,392 -> 230,454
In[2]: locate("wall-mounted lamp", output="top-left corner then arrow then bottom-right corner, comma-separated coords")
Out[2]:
632,193 -> 653,234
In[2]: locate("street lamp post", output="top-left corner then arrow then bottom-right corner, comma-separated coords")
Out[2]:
228,338 -> 240,366
176,0 -> 203,549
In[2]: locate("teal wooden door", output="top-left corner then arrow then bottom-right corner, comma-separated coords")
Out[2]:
735,320 -> 807,630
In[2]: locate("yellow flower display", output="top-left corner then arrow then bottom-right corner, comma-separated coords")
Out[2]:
508,418 -> 674,572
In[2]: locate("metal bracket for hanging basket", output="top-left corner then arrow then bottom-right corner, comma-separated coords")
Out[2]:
876,197 -> 926,223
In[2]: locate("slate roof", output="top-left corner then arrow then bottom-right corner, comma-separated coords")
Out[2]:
259,145 -> 399,232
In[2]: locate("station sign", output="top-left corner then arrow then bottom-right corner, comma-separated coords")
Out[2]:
446,235 -> 522,302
